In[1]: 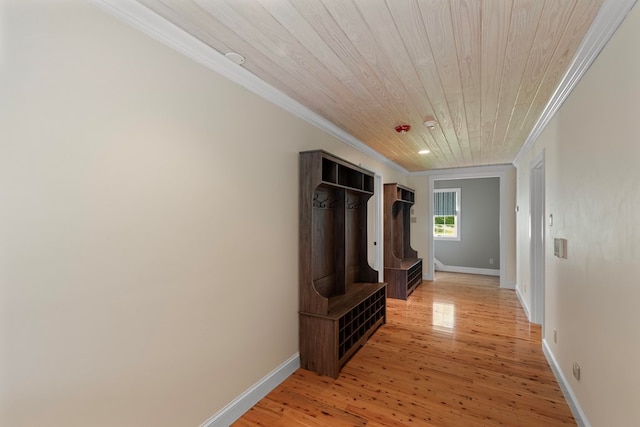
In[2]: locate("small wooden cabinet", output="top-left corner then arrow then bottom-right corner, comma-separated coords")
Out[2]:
384,183 -> 423,300
299,150 -> 386,378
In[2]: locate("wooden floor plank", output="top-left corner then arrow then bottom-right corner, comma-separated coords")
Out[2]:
233,272 -> 575,426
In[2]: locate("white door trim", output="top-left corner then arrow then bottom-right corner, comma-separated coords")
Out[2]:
424,165 -> 509,288
529,151 -> 545,326
374,173 -> 384,282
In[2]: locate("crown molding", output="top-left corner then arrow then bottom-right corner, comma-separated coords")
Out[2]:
411,163 -> 513,177
86,0 -> 408,175
513,0 -> 638,166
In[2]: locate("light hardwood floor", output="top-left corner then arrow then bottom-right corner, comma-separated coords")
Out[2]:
233,272 -> 575,426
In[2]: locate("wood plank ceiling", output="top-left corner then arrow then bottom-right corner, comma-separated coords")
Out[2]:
135,0 -> 604,172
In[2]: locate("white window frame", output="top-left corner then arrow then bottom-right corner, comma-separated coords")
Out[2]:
434,188 -> 461,241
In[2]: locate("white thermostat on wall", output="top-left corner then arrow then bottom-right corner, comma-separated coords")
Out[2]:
554,238 -> 567,259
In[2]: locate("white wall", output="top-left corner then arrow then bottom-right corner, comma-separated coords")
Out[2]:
515,4 -> 640,425
0,1 -> 406,425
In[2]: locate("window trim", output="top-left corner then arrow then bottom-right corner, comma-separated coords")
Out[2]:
433,188 -> 461,241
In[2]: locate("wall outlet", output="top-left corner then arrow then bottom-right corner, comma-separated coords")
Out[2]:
573,362 -> 581,381
489,258 -> 494,265
553,329 -> 557,343
554,238 -> 568,258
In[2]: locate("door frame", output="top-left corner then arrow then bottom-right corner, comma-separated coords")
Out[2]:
374,173 -> 384,282
529,151 -> 545,326
425,165 -> 510,288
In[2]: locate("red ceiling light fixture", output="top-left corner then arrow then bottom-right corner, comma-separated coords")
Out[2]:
395,124 -> 411,134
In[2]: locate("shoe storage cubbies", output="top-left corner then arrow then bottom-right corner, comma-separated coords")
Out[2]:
299,150 -> 386,378
384,183 -> 423,300
406,261 -> 423,291
337,287 -> 385,359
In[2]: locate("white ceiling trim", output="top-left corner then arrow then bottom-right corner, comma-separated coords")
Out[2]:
412,163 -> 513,178
86,0 -> 409,175
513,0 -> 638,166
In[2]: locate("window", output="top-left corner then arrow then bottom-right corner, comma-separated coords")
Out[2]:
434,188 -> 460,240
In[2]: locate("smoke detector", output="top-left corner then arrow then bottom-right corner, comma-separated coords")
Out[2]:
225,52 -> 246,65
424,117 -> 437,129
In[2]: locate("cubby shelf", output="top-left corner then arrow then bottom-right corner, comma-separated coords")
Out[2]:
321,157 -> 374,193
299,150 -> 386,378
384,183 -> 423,300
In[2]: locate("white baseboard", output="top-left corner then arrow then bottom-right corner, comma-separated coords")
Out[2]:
515,285 -> 531,321
542,340 -> 591,427
200,353 -> 300,427
434,264 -> 500,277
501,281 -> 516,290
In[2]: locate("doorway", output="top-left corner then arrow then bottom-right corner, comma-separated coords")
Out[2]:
427,167 -> 509,288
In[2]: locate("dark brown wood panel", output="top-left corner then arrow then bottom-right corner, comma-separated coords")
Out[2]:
298,314 -> 337,378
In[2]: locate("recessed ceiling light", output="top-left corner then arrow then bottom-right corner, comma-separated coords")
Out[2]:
419,150 -> 430,155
